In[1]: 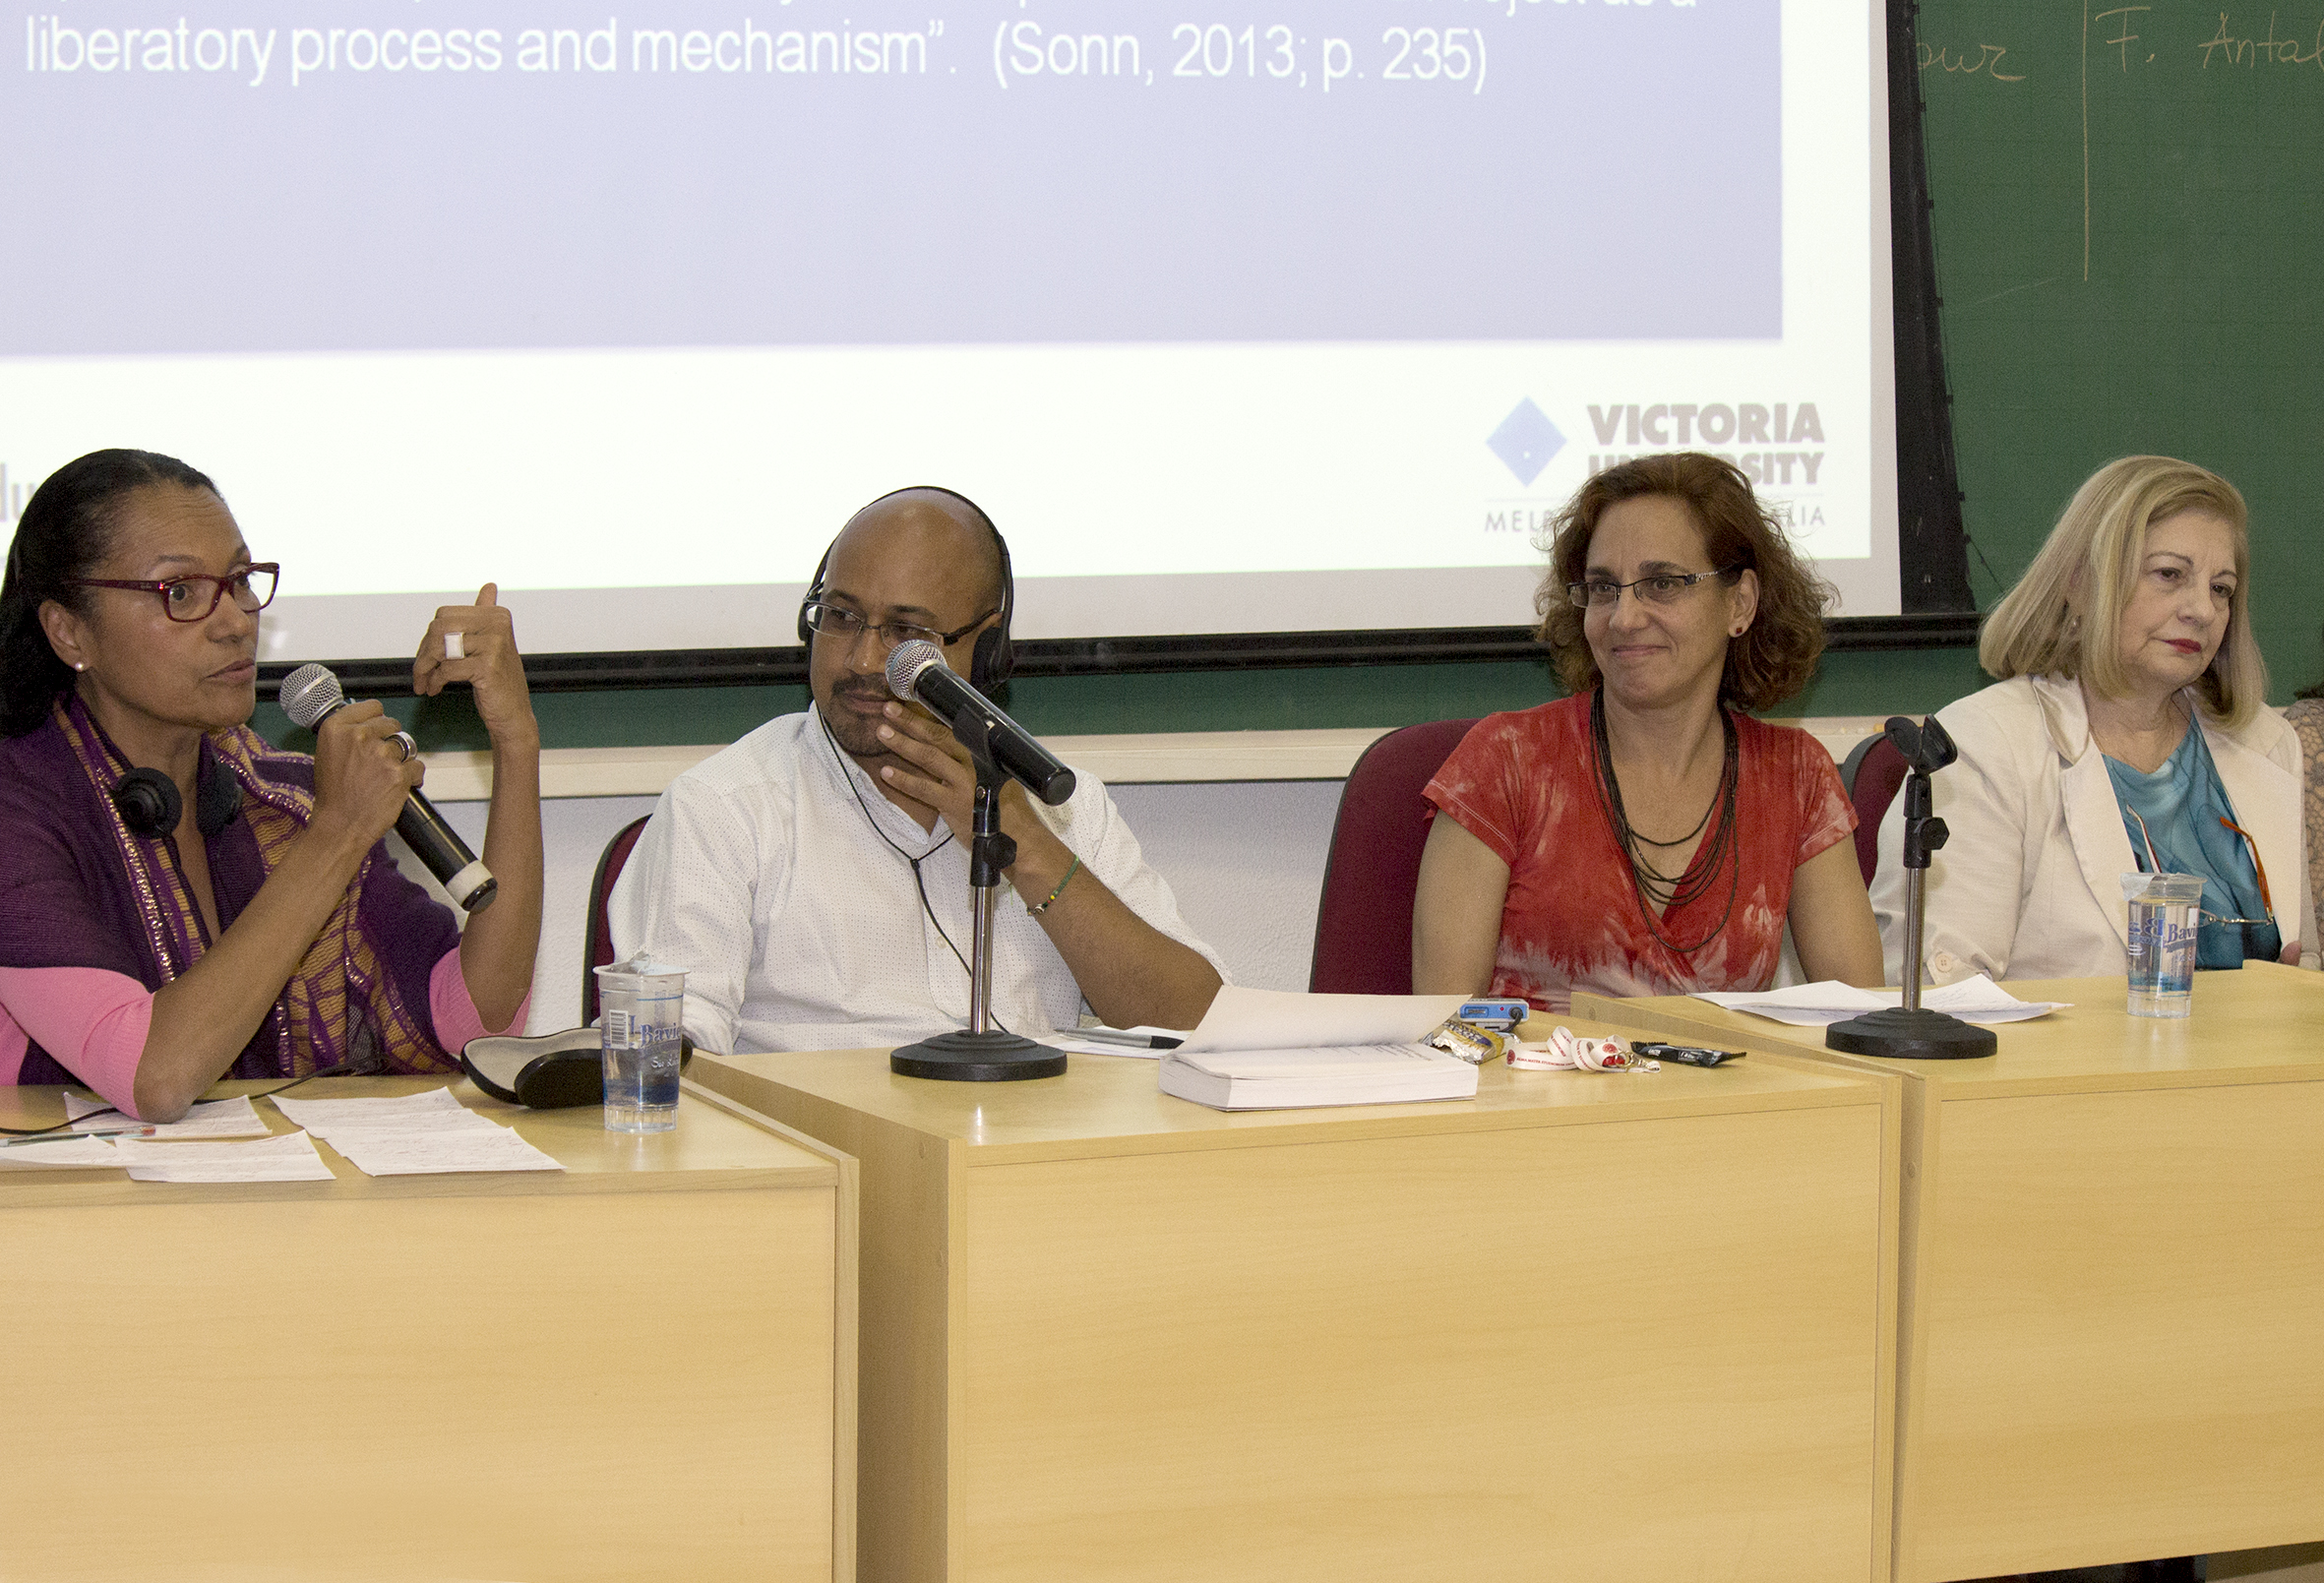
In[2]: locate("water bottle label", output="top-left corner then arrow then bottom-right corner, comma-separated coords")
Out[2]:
605,1008 -> 633,1045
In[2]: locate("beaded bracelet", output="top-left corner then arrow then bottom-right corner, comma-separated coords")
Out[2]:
1028,856 -> 1081,916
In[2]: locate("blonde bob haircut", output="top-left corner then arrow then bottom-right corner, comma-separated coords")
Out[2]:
1979,456 -> 2266,729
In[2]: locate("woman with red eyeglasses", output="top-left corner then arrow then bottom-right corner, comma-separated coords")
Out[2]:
0,450 -> 543,1123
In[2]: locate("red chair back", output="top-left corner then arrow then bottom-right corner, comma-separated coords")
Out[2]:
1849,737 -> 1910,886
581,815 -> 653,1023
1308,718 -> 1481,996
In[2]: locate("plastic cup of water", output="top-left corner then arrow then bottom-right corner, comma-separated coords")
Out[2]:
2120,873 -> 2204,1018
594,955 -> 687,1131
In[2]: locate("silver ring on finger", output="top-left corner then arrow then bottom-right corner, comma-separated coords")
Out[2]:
389,730 -> 418,762
443,631 -> 465,661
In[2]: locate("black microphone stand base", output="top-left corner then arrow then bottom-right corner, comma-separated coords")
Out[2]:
1825,1005 -> 1997,1061
890,1029 -> 1069,1082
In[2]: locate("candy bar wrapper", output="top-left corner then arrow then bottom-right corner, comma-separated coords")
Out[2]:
1424,1017 -> 1509,1065
1507,1026 -> 1660,1072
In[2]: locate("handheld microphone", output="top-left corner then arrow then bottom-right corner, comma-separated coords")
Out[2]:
277,663 -> 498,913
885,640 -> 1076,807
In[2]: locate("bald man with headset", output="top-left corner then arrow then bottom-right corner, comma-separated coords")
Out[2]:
607,487 -> 1225,1055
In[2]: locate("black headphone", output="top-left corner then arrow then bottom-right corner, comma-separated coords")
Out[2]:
114,761 -> 243,840
797,486 -> 1015,690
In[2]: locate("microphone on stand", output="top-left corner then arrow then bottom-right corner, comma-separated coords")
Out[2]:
277,663 -> 498,914
885,641 -> 1075,806
881,639 -> 1071,1083
1825,715 -> 1994,1061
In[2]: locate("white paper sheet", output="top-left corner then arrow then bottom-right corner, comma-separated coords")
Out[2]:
1692,974 -> 2069,1026
65,1093 -> 270,1139
1173,987 -> 1467,1055
112,1131 -> 336,1183
271,1087 -> 562,1177
0,1135 -> 126,1169
269,1087 -> 492,1141
322,1127 -> 564,1177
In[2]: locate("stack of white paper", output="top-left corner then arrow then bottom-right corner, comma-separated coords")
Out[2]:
67,1093 -> 270,1139
1161,1045 -> 1479,1111
272,1087 -> 564,1177
1692,974 -> 2069,1027
1158,987 -> 1477,1111
112,1131 -> 336,1183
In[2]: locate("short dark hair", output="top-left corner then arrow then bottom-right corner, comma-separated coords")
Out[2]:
1533,452 -> 1833,712
0,449 -> 220,736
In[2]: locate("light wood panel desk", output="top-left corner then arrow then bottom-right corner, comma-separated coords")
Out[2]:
0,1075 -> 857,1583
693,1027 -> 1902,1583
1575,964 -> 2324,1582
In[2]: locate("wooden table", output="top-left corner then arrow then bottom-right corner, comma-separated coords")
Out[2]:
693,1024 -> 1902,1583
0,1075 -> 857,1583
1575,963 -> 2324,1582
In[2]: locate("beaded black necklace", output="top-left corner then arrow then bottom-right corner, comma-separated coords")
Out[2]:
1588,690 -> 1742,957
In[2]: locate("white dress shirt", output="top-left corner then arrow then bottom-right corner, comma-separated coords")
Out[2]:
1871,674 -> 2315,985
606,708 -> 1225,1054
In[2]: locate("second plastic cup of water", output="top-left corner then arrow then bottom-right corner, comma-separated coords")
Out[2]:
594,955 -> 687,1131
2120,873 -> 2203,1018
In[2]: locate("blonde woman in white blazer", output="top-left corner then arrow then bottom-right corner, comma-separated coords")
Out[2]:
1872,457 -> 2314,985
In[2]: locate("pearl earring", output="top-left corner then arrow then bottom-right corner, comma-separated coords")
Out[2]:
72,662 -> 85,672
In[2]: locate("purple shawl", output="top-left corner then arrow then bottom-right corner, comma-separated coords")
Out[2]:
0,699 -> 461,1083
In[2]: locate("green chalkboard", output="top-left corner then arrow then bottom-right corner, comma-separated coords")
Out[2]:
1912,0 -> 2324,695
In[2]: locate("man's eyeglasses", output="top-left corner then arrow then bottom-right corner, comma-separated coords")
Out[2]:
66,564 -> 279,624
1566,566 -> 1743,610
802,601 -> 995,651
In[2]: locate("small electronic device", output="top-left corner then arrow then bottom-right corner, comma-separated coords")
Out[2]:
1455,999 -> 1531,1031
1629,1041 -> 1745,1068
461,1027 -> 696,1109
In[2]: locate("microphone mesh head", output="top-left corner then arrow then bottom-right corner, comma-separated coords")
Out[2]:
277,662 -> 345,730
884,639 -> 944,702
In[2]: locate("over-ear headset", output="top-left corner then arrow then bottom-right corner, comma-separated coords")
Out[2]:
114,760 -> 242,840
797,486 -> 1015,690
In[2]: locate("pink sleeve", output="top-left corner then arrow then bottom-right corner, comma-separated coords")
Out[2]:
0,966 -> 159,1120
428,946 -> 530,1053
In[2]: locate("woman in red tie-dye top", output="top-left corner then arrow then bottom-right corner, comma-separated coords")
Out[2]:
1414,454 -> 1883,1013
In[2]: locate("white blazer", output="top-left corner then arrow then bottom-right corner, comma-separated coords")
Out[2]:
1870,674 -> 2317,985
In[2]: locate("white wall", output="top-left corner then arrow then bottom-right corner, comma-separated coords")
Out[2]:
423,779 -> 1346,1036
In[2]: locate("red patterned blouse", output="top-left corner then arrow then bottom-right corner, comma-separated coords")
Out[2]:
1422,693 -> 1857,1013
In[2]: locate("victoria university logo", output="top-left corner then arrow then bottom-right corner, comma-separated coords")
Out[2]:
1482,399 -> 1832,535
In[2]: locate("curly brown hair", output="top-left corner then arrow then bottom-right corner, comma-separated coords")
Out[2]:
1533,453 -> 1833,711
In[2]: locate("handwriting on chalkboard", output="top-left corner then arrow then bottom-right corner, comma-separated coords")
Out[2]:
2200,11 -> 2324,67
1918,40 -> 2027,80
2096,6 -> 2154,68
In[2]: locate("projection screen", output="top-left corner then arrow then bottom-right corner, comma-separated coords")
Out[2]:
0,0 -> 1897,660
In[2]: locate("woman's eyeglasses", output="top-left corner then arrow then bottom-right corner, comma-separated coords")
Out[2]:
1565,566 -> 1742,609
67,564 -> 279,624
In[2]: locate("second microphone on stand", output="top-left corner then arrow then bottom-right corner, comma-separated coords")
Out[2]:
277,662 -> 498,913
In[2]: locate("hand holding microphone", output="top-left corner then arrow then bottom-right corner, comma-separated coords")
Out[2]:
280,663 -> 499,912
884,639 -> 1075,806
